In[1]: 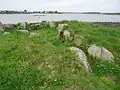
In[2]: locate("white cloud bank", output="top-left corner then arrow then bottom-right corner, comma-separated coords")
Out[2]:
0,0 -> 120,12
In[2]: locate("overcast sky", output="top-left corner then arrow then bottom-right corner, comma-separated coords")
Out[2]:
0,0 -> 120,12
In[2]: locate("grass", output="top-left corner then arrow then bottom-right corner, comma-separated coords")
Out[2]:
0,21 -> 120,90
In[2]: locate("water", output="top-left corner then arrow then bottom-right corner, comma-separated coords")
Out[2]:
0,14 -> 120,24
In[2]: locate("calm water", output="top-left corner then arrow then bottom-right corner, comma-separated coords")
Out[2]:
0,14 -> 120,24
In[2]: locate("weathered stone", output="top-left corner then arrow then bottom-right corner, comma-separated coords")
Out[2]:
28,23 -> 41,30
101,47 -> 114,61
58,24 -> 68,31
19,22 -> 27,29
0,21 -> 4,29
57,24 -> 68,40
0,28 -> 4,32
4,24 -> 14,29
29,32 -> 40,37
17,30 -> 29,34
70,47 -> 92,72
3,32 -> 10,35
88,45 -> 101,59
49,21 -> 55,28
63,30 -> 71,40
57,30 -> 64,40
40,21 -> 48,27
88,45 -> 114,61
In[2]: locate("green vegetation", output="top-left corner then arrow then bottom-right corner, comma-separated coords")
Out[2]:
0,21 -> 120,90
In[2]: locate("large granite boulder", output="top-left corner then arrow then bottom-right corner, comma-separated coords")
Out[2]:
88,45 -> 101,59
70,47 -> 92,73
88,45 -> 114,61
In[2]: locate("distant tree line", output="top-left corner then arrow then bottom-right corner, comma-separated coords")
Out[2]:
81,12 -> 120,15
0,10 -> 120,15
102,13 -> 120,15
0,10 -> 62,14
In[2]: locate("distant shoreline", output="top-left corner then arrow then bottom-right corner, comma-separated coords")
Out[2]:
0,13 -> 120,15
0,11 -> 120,15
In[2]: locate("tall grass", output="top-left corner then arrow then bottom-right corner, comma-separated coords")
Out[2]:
0,21 -> 120,90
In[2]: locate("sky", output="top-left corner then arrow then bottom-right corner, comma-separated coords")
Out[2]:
0,0 -> 120,12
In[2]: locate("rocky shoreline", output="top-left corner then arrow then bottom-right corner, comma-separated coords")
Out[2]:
1,21 -> 120,30
95,22 -> 120,27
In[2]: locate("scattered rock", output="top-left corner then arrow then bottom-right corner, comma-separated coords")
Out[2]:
57,24 -> 68,40
63,30 -> 71,40
70,47 -> 92,73
57,30 -> 64,40
28,23 -> 41,30
19,22 -> 27,29
17,30 -> 29,34
49,21 -> 55,28
29,32 -> 40,37
88,45 -> 114,61
3,32 -> 10,35
0,28 -> 4,32
0,21 -> 4,29
57,24 -> 68,31
40,21 -> 48,27
4,24 -> 14,30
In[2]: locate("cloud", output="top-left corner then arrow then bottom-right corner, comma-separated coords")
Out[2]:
45,0 -> 86,7
0,0 -> 120,12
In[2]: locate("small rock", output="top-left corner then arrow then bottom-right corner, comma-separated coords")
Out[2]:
57,24 -> 68,40
0,28 -> 4,32
49,21 -> 55,28
19,22 -> 27,29
3,32 -> 10,35
70,47 -> 92,72
4,24 -> 14,29
58,24 -> 68,31
40,21 -> 48,27
29,32 -> 40,37
17,30 -> 29,34
63,30 -> 71,40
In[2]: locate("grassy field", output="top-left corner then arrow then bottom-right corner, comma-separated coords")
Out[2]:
0,21 -> 120,90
